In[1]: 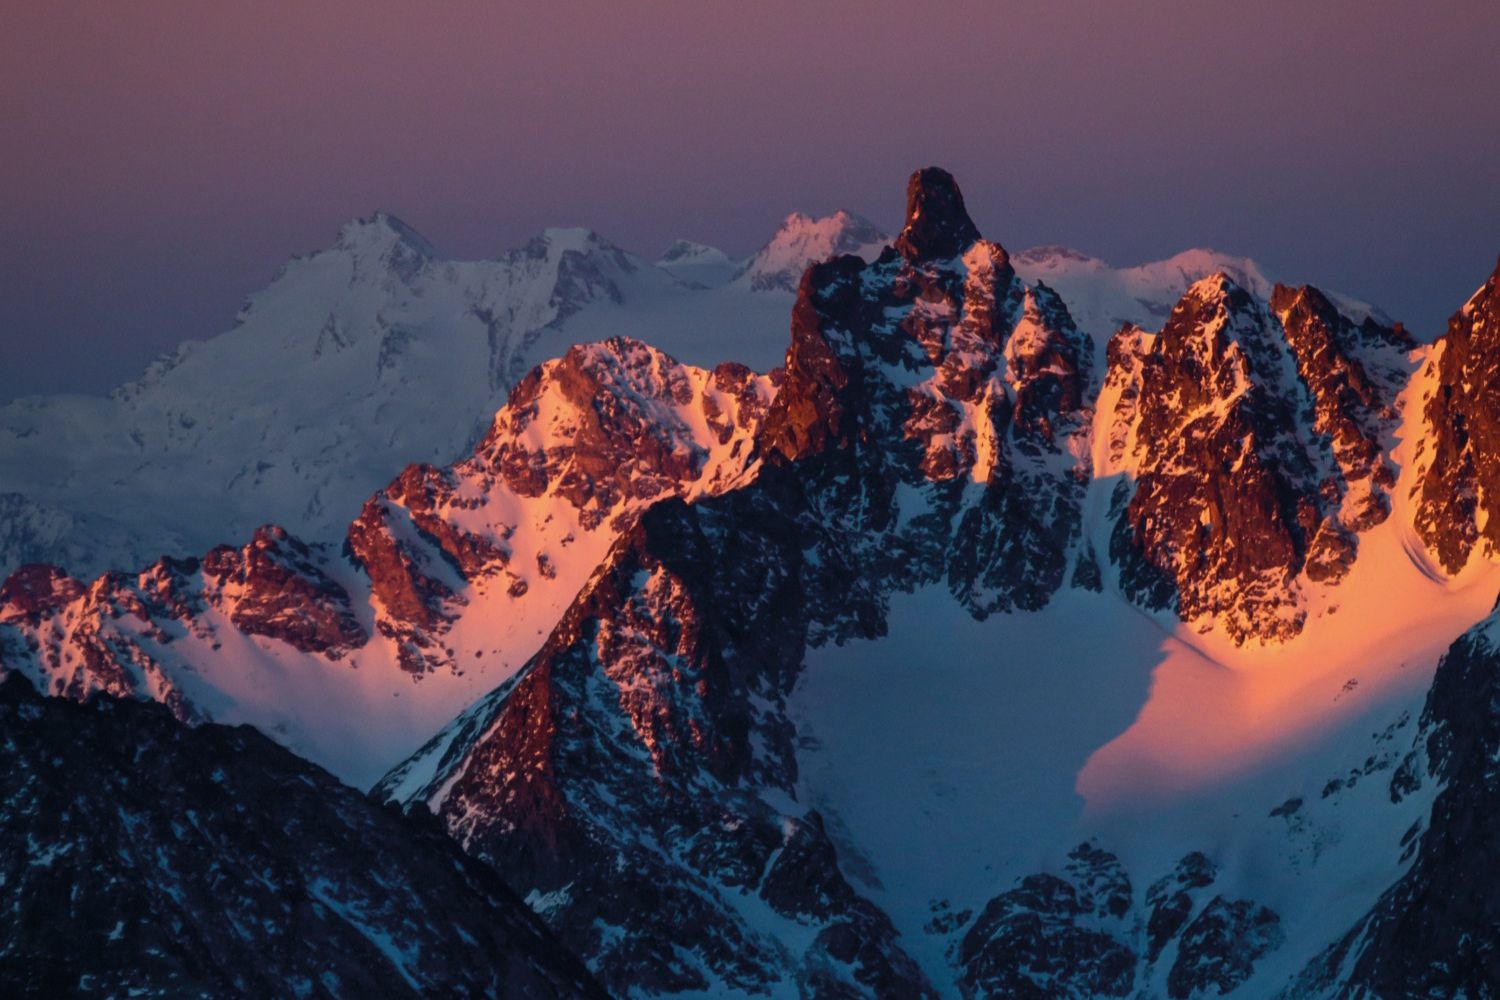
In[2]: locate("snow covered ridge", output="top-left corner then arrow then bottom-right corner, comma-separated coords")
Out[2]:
0,338 -> 774,785
1011,244 -> 1391,339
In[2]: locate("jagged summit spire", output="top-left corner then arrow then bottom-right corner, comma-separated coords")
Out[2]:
893,167 -> 982,261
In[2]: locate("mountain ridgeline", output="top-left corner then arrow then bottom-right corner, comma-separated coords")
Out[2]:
4,169 -> 1500,997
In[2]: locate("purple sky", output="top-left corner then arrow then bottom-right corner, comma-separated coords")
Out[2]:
3,1 -> 1497,404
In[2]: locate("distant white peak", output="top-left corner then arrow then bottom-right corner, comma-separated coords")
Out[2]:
533,226 -> 613,256
658,240 -> 733,266
1014,244 -> 1272,294
770,209 -> 888,249
504,228 -> 648,289
1156,248 -> 1276,299
1012,245 -> 1108,269
333,212 -> 439,260
656,240 -> 743,290
737,210 -> 890,292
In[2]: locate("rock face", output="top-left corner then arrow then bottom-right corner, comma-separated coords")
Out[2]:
957,845 -> 1136,999
956,845 -> 1282,1000
0,674 -> 605,999
1289,610 -> 1500,998
1273,284 -> 1412,528
1412,258 -> 1500,574
375,167 -> 1095,996
345,337 -> 774,676
0,527 -> 374,730
201,525 -> 367,656
1102,274 -> 1409,642
758,168 -> 1093,615
892,167 -> 982,261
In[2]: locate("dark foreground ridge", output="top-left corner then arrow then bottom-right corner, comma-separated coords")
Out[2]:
0,675 -> 606,999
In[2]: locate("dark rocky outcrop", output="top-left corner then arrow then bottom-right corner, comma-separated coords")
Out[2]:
0,674 -> 605,999
957,845 -> 1136,999
1291,611 -> 1500,997
1168,896 -> 1282,999
1271,284 -> 1411,534
893,166 -> 983,261
1145,851 -> 1218,962
958,845 -> 1282,999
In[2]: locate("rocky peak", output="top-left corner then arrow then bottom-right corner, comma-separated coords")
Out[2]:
375,168 -> 1098,995
1156,274 -> 1303,408
892,166 -> 983,262
753,169 -> 1089,611
1106,273 -> 1364,642
201,525 -> 365,657
0,563 -> 83,624
1412,256 -> 1500,574
1270,282 -> 1413,352
479,338 -> 771,511
1271,282 -> 1412,532
344,336 -> 775,674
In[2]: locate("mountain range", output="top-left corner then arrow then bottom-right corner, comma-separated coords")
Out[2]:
3,167 -> 1499,998
0,201 -> 1368,584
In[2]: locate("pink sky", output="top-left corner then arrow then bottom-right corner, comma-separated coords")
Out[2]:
2,0 -> 1497,401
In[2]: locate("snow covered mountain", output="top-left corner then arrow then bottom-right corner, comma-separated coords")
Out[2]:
5,167 -> 1500,997
732,209 -> 890,292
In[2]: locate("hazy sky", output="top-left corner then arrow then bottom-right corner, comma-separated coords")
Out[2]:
3,0 -> 1497,404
